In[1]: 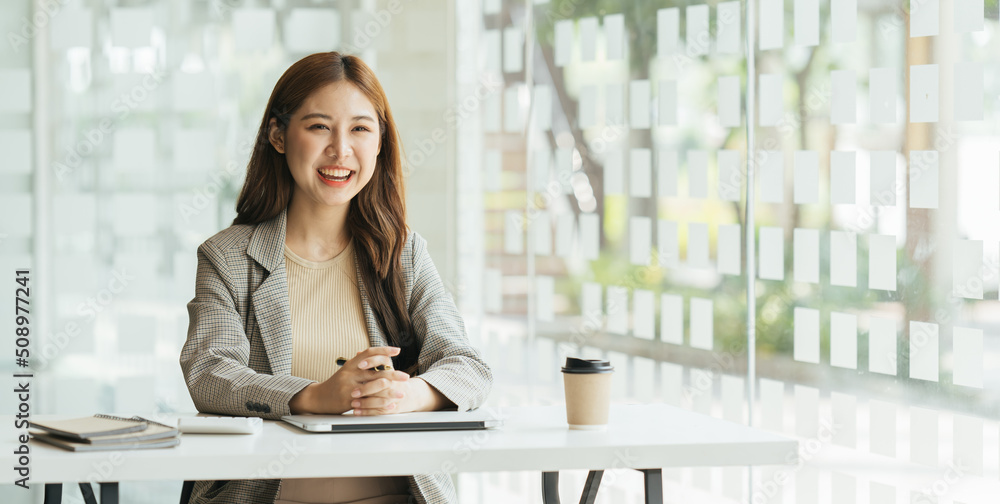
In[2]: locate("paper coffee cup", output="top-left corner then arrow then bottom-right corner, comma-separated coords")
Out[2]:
561,357 -> 614,430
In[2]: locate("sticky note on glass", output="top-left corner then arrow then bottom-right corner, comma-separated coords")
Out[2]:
760,379 -> 785,432
686,5 -> 709,57
716,2 -> 741,54
718,76 -> 741,127
535,275 -> 554,321
658,220 -> 679,268
910,64 -> 939,123
909,407 -> 938,466
504,85 -> 524,133
533,84 -> 552,131
721,375 -> 744,423
633,289 -> 654,340
910,0 -> 939,37
953,239 -> 983,299
579,85 -> 597,129
606,286 -> 628,335
659,80 -> 678,125
579,213 -> 600,260
830,311 -> 858,369
869,400 -> 897,456
794,0 -> 819,46
687,222 -> 710,269
955,0 -> 985,32
760,151 -> 784,203
556,148 -> 573,194
532,214 -> 552,256
0,70 -> 32,113
604,148 -> 624,195
629,80 -> 651,129
581,282 -> 603,326
870,151 -> 898,206
660,293 -> 683,344
504,211 -> 524,254
794,385 -> 819,438
831,0 -> 857,43
605,83 -> 624,125
532,148 -> 551,192
830,151 -> 856,204
759,74 -> 782,126
953,415 -> 984,475
760,0 -> 784,50
658,149 -> 678,197
717,150 -> 741,202
793,307 -> 820,363
484,29 -> 501,75
759,227 -> 784,280
688,150 -> 708,199
630,216 -> 652,265
909,150 -> 938,208
604,13 -> 625,60
869,234 -> 897,291
952,326 -> 983,388
630,148 -> 652,197
868,316 -> 897,375
483,150 -> 502,192
554,20 -> 573,66
717,224 -> 741,275
483,93 -> 501,132
657,8 -> 680,56
689,297 -> 713,350
555,212 -> 574,257
909,321 -> 938,382
794,150 -> 819,204
954,62 -> 983,121
830,230 -> 857,287
830,70 -> 856,124
869,67 -> 897,124
831,392 -> 856,447
794,228 -> 819,284
579,17 -> 598,61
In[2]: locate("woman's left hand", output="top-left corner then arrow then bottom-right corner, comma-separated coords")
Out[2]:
351,376 -> 447,416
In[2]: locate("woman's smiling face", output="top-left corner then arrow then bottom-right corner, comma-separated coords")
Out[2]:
269,80 -> 381,209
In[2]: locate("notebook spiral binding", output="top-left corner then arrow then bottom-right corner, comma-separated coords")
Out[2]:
94,413 -> 175,430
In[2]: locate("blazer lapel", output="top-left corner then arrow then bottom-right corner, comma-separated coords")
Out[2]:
248,208 -> 295,376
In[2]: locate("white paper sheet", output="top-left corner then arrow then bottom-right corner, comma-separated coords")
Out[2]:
953,415 -> 984,475
831,392 -> 856,448
579,17 -> 598,61
760,151 -> 784,203
556,148 -> 573,194
869,399 -> 897,457
718,76 -> 741,127
657,149 -> 678,197
793,228 -> 819,284
830,151 -> 856,204
606,286 -> 628,335
717,224 -> 741,275
794,307 -> 820,363
759,74 -> 782,126
689,297 -> 713,350
633,357 -> 656,402
830,70 -> 857,124
954,62 -> 984,121
604,13 -> 625,60
909,150 -> 939,208
759,227 -> 784,280
659,80 -> 678,125
686,5 -> 710,57
532,213 -> 552,256
830,311 -> 858,369
657,8 -> 680,56
604,148 -> 624,195
579,85 -> 597,129
629,80 -> 651,129
909,407 -> 938,466
504,85 -> 524,133
483,29 -> 501,75
955,0 -> 985,32
504,210 -> 524,254
795,385 -> 819,437
869,316 -> 897,375
658,220 -> 679,268
910,0 -> 939,37
721,375 -> 744,423
554,20 -> 573,66
605,83 -> 624,126
869,67 -> 897,124
869,234 -> 898,291
794,150 -> 819,204
630,216 -> 652,266
532,148 -> 551,192
688,150 -> 709,199
760,0 -> 784,50
952,326 -> 984,388
533,84 -> 552,131
660,293 -> 683,344
830,230 -> 858,287
661,362 -> 682,405
831,0 -> 857,43
717,150 -> 741,201
579,213 -> 600,260
760,378 -> 785,432
555,212 -> 573,258
630,148 -> 652,197
581,282 -> 603,327
687,222 -> 710,269
909,321 -> 939,382
953,239 -> 984,299
535,275 -> 554,322
716,2 -> 741,54
910,64 -> 939,123
794,0 -> 819,46
633,289 -> 655,340
870,150 -> 898,206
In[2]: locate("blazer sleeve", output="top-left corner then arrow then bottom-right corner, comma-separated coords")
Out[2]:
408,233 -> 493,412
179,240 -> 314,420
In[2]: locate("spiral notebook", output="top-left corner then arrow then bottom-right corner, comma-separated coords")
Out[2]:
29,414 -> 180,452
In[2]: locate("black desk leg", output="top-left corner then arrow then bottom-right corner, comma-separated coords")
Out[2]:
44,483 -> 62,504
542,472 -> 560,504
642,469 -> 663,504
79,483 -> 98,504
579,470 -> 603,504
101,482 -> 120,504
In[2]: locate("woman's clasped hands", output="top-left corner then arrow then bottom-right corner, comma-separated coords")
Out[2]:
290,346 -> 415,416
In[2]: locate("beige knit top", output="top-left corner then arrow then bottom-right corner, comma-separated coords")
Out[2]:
284,239 -> 370,382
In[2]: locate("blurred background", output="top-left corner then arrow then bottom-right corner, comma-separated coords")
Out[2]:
2,0 -> 1000,502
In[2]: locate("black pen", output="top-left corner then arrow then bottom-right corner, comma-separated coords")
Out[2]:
336,357 -> 392,371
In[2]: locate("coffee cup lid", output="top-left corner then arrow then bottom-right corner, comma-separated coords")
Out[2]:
561,357 -> 614,374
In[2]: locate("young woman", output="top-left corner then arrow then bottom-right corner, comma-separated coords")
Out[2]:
180,52 -> 492,504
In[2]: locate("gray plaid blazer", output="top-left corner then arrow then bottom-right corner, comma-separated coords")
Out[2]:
180,208 -> 492,504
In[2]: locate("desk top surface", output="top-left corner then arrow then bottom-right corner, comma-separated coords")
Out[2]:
7,403 -> 796,483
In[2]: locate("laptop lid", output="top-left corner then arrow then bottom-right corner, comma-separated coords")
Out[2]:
281,409 -> 502,433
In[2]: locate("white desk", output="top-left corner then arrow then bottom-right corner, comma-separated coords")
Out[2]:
15,404 -> 796,504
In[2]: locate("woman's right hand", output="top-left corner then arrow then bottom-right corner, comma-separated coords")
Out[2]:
289,346 -> 410,414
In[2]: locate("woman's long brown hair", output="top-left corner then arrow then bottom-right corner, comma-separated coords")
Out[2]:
233,52 -> 418,372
